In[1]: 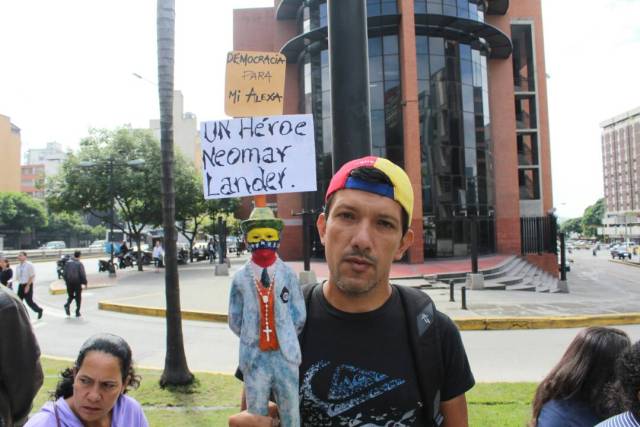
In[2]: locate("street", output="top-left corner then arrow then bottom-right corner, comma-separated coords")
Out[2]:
22,251 -> 640,381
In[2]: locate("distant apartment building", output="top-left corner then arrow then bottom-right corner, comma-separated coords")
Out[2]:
600,106 -> 640,241
21,164 -> 46,199
150,90 -> 202,170
0,114 -> 22,192
24,141 -> 68,177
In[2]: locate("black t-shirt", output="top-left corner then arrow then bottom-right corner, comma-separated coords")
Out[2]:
299,285 -> 425,426
236,284 -> 475,425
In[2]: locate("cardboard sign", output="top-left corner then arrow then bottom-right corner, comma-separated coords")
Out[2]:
224,51 -> 286,117
200,114 -> 316,199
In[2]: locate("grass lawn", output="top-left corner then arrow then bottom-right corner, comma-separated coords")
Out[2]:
34,357 -> 536,426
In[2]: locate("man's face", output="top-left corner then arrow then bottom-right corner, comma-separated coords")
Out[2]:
18,253 -> 26,262
317,189 -> 413,296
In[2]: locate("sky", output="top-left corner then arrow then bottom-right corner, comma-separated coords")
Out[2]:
1,0 -> 639,220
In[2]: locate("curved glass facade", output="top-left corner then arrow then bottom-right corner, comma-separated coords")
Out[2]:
417,34 -> 495,257
414,0 -> 485,21
294,0 -> 496,258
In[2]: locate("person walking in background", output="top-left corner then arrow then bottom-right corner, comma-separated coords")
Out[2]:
596,340 -> 640,427
15,252 -> 43,319
152,241 -> 164,272
0,284 -> 44,426
0,256 -> 13,289
63,251 -> 87,317
207,238 -> 216,263
26,333 -> 148,427
530,326 -> 631,426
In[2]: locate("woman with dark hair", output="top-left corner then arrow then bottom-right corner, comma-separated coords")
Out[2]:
26,333 -> 148,426
596,340 -> 640,427
530,326 -> 631,426
0,257 -> 13,289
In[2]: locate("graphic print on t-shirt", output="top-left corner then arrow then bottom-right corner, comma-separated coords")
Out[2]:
300,360 -> 419,426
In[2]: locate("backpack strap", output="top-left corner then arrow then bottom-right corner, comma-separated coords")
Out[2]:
298,282 -> 320,345
394,284 -> 444,426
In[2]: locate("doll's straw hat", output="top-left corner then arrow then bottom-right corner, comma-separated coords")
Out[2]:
241,207 -> 284,233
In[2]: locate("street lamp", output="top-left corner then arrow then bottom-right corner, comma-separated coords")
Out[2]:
79,158 -> 145,276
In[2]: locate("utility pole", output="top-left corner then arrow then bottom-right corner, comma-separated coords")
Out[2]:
328,0 -> 372,170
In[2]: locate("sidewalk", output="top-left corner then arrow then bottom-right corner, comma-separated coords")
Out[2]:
59,253 -> 640,330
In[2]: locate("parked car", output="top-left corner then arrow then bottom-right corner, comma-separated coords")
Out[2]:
611,245 -> 632,260
226,236 -> 239,253
192,242 -> 209,261
40,241 -> 66,250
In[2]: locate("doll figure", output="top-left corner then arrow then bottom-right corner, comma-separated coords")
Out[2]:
228,207 -> 306,426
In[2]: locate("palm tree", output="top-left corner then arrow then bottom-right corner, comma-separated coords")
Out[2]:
157,0 -> 194,387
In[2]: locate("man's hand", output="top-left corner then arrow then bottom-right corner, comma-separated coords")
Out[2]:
229,402 -> 279,426
228,410 -> 278,426
24,284 -> 31,293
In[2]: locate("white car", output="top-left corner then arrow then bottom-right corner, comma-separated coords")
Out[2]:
41,241 -> 66,249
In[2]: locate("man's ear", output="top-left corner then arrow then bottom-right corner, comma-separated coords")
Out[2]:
394,229 -> 414,261
316,213 -> 327,246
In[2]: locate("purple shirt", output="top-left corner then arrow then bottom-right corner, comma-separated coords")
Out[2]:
25,394 -> 148,427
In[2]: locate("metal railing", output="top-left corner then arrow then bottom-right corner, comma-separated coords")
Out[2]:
521,214 -> 558,255
0,247 -> 107,261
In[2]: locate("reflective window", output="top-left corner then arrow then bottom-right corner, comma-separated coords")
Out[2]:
512,24 -> 535,92
384,55 -> 400,80
417,33 -> 494,256
519,169 -> 540,200
369,56 -> 384,82
515,96 -> 537,130
416,0 -> 484,22
369,37 -> 383,57
517,133 -> 539,165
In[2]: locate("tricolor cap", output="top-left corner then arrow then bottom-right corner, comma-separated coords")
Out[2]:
325,156 -> 414,223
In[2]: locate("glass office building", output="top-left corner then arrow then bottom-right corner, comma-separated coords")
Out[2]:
233,0 -> 554,263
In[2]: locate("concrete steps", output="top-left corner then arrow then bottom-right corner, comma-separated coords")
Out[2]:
421,255 -> 563,293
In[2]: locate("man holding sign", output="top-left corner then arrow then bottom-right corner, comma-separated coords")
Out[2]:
230,156 -> 474,426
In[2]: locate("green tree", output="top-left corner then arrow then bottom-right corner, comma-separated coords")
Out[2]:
581,198 -> 605,237
175,167 -> 208,261
38,211 -> 105,243
560,217 -> 582,235
157,0 -> 194,387
47,127 -> 164,269
0,192 -> 47,233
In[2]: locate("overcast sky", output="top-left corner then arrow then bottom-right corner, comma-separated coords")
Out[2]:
1,0 -> 639,219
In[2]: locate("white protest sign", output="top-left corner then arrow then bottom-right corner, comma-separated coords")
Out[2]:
200,114 -> 317,199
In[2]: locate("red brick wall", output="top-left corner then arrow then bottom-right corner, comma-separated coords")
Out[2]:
398,0 -> 424,263
233,6 -> 304,261
525,253 -> 559,278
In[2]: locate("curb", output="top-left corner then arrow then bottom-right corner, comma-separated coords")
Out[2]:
97,301 -> 640,330
98,301 -> 228,323
609,259 -> 640,268
454,313 -> 640,330
49,280 -> 115,295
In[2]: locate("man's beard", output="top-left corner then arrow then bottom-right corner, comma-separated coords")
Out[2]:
334,249 -> 378,295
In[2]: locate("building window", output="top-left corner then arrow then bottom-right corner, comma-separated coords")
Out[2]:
415,0 -> 485,22
416,34 -> 494,256
512,24 -> 535,92
517,133 -> 538,165
518,168 -> 540,200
